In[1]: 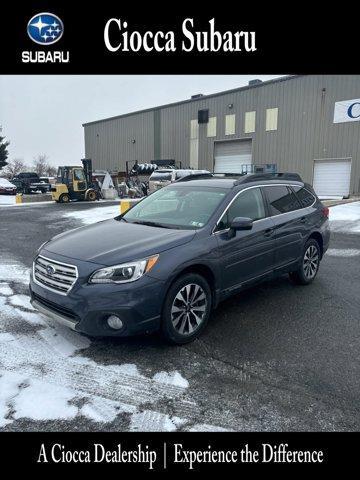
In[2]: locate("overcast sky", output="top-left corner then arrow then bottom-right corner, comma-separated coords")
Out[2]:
0,75 -> 284,167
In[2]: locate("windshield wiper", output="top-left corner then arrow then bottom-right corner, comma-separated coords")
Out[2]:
131,220 -> 174,229
115,215 -> 127,222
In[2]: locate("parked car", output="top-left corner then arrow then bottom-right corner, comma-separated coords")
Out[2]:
30,173 -> 330,344
11,172 -> 51,194
148,168 -> 210,193
39,176 -> 56,185
0,177 -> 17,195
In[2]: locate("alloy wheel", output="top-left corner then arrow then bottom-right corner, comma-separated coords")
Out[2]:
303,245 -> 319,280
171,283 -> 207,336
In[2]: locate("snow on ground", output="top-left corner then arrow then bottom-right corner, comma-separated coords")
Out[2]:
0,262 -> 30,285
61,204 -> 120,225
329,201 -> 360,234
0,196 -> 16,205
326,248 -> 360,257
153,371 -> 190,388
0,255 -> 222,431
0,283 -> 13,296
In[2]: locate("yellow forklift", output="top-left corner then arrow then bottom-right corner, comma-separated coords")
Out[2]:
52,159 -> 98,203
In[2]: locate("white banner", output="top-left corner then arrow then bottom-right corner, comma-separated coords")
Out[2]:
333,98 -> 360,123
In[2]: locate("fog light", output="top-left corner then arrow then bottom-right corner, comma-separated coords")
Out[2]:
107,315 -> 123,330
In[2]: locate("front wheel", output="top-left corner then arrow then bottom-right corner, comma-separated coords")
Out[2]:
161,273 -> 212,344
59,193 -> 70,203
289,239 -> 321,285
86,190 -> 97,201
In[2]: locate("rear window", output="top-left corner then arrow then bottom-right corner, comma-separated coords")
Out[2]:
292,186 -> 316,208
264,185 -> 302,215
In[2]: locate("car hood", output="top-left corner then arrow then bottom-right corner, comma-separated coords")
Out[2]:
0,180 -> 15,188
43,219 -> 196,266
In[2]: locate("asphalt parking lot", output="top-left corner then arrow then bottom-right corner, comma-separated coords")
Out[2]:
0,200 -> 360,431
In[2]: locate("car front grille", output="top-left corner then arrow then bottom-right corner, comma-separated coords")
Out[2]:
33,255 -> 78,295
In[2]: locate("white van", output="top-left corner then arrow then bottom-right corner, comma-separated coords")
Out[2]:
148,169 -> 210,193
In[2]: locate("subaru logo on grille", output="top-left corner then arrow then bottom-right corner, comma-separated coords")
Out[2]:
27,13 -> 64,45
46,265 -> 56,275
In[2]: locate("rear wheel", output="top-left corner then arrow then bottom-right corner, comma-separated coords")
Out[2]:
161,273 -> 211,344
59,193 -> 70,203
289,239 -> 320,285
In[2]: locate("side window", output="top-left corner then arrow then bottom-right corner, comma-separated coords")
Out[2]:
217,188 -> 265,230
73,169 -> 85,181
264,186 -> 301,215
292,185 -> 316,208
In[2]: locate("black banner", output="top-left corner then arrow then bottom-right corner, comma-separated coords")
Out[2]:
0,3 -> 356,74
0,432 -> 357,471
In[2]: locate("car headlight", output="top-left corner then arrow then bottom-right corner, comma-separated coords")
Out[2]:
89,255 -> 159,284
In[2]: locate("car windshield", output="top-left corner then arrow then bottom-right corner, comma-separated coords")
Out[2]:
121,185 -> 228,229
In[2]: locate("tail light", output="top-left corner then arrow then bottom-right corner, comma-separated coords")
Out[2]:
322,206 -> 329,218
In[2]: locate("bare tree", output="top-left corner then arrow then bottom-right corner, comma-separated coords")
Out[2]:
44,164 -> 57,177
33,154 -> 49,177
1,158 -> 27,178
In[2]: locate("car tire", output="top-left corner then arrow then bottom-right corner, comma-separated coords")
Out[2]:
289,238 -> 321,285
161,273 -> 212,345
59,193 -> 70,203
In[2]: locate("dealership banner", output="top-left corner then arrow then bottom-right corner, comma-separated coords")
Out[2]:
334,99 -> 360,123
0,4 -> 359,73
334,98 -> 360,123
0,432 -> 359,471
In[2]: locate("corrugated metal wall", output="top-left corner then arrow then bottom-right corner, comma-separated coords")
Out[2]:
84,110 -> 154,172
84,75 -> 360,193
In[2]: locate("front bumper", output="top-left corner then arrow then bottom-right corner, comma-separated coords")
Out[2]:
0,190 -> 16,195
30,252 -> 165,337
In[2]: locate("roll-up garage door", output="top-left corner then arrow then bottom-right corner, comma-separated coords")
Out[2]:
313,159 -> 351,198
214,139 -> 252,173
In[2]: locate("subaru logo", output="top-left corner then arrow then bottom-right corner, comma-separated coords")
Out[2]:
46,265 -> 56,276
27,13 -> 64,46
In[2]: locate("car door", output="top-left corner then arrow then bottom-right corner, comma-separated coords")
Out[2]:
214,186 -> 276,292
72,168 -> 87,193
262,185 -> 306,269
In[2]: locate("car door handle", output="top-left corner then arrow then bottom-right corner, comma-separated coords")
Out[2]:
264,228 -> 274,237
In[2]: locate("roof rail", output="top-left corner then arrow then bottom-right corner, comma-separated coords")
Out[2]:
213,172 -> 247,178
175,171 -> 303,185
176,172 -> 214,182
235,172 -> 303,184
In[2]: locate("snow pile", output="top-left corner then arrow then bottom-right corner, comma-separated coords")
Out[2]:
329,201 -> 360,234
0,196 -> 16,205
61,205 -> 120,225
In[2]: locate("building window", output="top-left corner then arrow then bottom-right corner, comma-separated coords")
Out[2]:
244,111 -> 256,133
207,116 -> 217,137
225,114 -> 236,135
266,108 -> 278,131
190,119 -> 198,139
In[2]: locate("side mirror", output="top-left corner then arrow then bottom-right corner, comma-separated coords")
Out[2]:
229,216 -> 253,234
